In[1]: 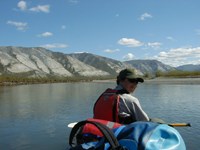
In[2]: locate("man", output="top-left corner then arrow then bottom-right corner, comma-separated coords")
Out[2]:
93,68 -> 149,124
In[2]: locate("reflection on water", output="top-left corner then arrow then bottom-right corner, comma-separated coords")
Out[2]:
136,84 -> 200,149
0,82 -> 200,149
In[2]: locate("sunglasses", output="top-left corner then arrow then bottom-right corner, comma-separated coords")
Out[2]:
127,79 -> 138,84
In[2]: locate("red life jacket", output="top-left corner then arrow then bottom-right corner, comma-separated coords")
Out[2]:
93,88 -> 120,123
82,118 -> 122,137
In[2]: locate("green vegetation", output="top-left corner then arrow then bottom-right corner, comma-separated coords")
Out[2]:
1,70 -> 200,86
0,75 -> 115,86
155,70 -> 200,78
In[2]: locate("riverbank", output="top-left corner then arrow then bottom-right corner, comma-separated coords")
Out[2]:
144,77 -> 200,84
93,77 -> 200,85
0,76 -> 93,86
1,77 -> 200,86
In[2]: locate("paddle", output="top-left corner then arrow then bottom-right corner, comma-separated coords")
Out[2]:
67,122 -> 191,128
150,118 -> 191,127
168,123 -> 191,127
68,122 -> 78,128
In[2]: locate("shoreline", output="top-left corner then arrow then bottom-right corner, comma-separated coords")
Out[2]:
1,77 -> 200,86
144,77 -> 200,84
93,77 -> 200,85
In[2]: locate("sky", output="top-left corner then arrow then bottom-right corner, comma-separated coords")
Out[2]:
1,0 -> 200,67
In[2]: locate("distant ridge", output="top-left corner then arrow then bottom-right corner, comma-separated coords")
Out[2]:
0,46 -> 189,78
176,64 -> 200,71
68,52 -> 130,75
124,59 -> 175,75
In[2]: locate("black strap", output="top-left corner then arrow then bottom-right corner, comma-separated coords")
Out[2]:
69,120 -> 120,149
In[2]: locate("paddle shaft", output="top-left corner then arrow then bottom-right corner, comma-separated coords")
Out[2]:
168,123 -> 191,127
67,122 -> 191,128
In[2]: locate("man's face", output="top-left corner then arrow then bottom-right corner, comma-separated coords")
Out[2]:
121,78 -> 138,93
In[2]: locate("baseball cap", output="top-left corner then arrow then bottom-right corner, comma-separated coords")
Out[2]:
118,68 -> 144,83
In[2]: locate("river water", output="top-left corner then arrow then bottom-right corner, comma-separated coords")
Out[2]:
0,80 -> 199,150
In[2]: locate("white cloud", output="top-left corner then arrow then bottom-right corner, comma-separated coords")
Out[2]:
7,20 -> 28,31
29,5 -> 50,13
166,36 -> 175,41
104,49 -> 120,53
74,51 -> 88,54
38,32 -> 53,37
40,43 -> 68,49
61,25 -> 66,30
118,38 -> 143,47
139,13 -> 152,21
16,1 -> 50,13
147,42 -> 162,49
17,1 -> 27,11
154,47 -> 200,67
123,53 -> 135,61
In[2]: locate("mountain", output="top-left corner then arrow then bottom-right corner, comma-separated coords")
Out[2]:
0,46 -> 111,77
68,52 -> 130,76
0,46 -> 175,78
0,46 -> 72,77
124,60 -> 175,76
52,52 -> 110,76
176,64 -> 200,71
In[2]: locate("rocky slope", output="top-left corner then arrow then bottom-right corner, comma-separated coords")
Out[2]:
124,59 -> 175,76
176,64 -> 200,71
0,46 -> 176,78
